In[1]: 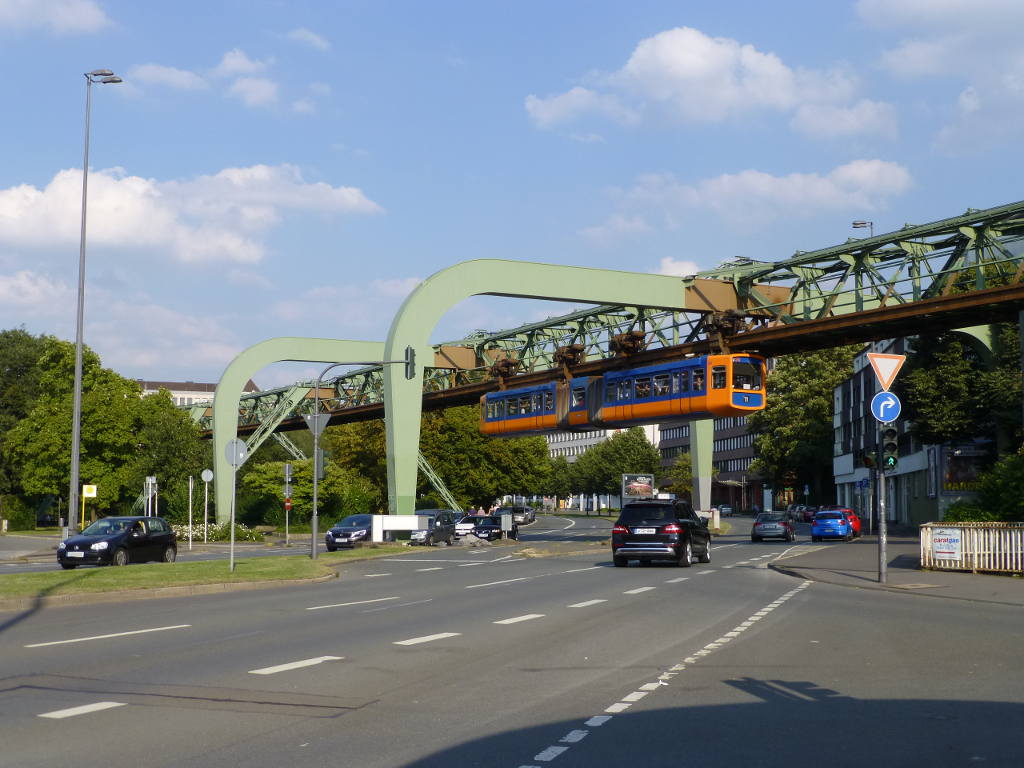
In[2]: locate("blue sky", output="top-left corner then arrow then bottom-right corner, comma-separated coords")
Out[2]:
0,0 -> 1020,387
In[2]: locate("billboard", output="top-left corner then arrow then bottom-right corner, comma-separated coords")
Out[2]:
622,474 -> 655,500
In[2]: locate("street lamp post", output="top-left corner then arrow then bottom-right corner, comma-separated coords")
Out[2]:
307,364 -> 346,560
68,69 -> 121,536
852,220 -> 874,238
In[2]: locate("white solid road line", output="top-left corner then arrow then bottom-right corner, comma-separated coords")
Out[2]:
307,597 -> 399,611
25,624 -> 191,648
39,702 -> 126,719
416,567 -> 444,571
494,614 -> 545,625
248,656 -> 343,675
568,599 -> 607,608
394,632 -> 461,646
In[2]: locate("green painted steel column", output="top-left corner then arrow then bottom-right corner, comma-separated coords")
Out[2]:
383,259 -> 687,516
689,417 -> 714,512
212,337 -> 385,524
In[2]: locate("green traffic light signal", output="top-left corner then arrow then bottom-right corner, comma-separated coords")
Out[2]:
881,427 -> 899,471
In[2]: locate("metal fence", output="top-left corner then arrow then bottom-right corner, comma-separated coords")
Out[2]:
920,522 -> 1024,574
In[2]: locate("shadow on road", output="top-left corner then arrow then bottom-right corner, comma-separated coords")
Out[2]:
0,571 -> 93,636
406,680 -> 1023,767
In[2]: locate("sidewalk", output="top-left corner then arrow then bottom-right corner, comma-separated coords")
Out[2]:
770,533 -> 1024,607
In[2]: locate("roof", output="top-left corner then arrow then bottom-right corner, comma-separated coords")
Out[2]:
137,379 -> 260,393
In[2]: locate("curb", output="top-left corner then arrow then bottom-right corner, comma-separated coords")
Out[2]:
0,571 -> 339,613
767,563 -> 1024,608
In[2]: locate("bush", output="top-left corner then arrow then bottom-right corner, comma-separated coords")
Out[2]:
170,522 -> 262,542
1,495 -> 37,530
942,502 -> 1002,523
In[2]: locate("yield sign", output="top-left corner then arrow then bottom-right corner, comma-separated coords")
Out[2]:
866,352 -> 906,391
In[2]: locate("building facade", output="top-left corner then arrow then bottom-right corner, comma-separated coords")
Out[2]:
137,379 -> 259,407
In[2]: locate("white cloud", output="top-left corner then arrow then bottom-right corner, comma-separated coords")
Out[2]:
527,26 -> 870,135
0,0 -> 109,34
525,86 -> 638,129
128,64 -> 208,91
586,160 -> 912,237
214,48 -> 269,77
309,82 -> 331,95
288,27 -> 330,51
579,213 -> 651,246
0,269 -> 67,307
790,99 -> 898,139
856,0 -> 1024,30
656,257 -> 701,277
292,98 -> 316,114
0,164 -> 383,264
229,77 -> 279,107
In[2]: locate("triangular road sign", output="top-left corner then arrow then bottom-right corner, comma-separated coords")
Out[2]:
866,352 -> 906,391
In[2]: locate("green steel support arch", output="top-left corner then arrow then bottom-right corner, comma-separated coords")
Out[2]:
382,259 -> 713,516
212,337 -> 385,524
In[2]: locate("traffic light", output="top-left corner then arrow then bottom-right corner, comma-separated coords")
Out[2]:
881,427 -> 899,470
404,345 -> 416,380
863,452 -> 876,469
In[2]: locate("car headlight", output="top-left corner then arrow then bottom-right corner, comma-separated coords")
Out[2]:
352,529 -> 366,538
58,542 -> 66,550
90,541 -> 109,551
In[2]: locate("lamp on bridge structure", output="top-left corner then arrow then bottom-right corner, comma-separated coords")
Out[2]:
68,69 -> 122,536
852,220 -> 874,238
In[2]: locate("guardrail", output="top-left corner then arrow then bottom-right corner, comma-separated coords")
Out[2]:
920,522 -> 1024,574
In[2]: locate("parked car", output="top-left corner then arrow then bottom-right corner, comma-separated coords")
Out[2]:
471,515 -> 517,541
719,505 -> 733,517
751,512 -> 796,542
802,506 -> 817,523
325,514 -> 374,551
811,510 -> 853,542
57,516 -> 177,569
455,515 -> 482,538
409,509 -> 457,546
611,499 -> 711,568
496,506 -> 535,525
819,506 -> 862,538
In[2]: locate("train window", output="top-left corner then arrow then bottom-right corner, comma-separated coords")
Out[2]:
653,374 -> 670,396
544,391 -> 554,411
635,377 -> 652,399
605,383 -> 616,404
675,371 -> 690,393
617,381 -> 632,401
520,396 -> 533,414
572,388 -> 585,407
711,365 -> 727,389
508,397 -> 519,416
692,370 -> 704,391
733,362 -> 762,390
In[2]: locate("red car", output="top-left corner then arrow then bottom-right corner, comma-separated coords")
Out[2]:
820,506 -> 861,538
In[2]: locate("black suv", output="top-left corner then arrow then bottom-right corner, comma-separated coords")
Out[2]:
611,500 -> 711,567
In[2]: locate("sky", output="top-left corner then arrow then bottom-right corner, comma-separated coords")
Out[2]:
0,0 -> 1020,389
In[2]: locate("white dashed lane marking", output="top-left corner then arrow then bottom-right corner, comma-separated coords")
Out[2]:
25,624 -> 191,648
623,587 -> 655,595
393,632 -> 461,646
248,656 -> 342,675
307,597 -> 399,611
494,614 -> 545,625
38,702 -> 126,719
568,599 -> 607,608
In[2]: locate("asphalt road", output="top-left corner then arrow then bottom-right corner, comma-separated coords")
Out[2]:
2,515 -> 1022,767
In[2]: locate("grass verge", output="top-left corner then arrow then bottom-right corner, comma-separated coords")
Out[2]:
0,545 -> 409,600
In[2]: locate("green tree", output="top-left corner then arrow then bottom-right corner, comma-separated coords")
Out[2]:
549,455 -> 574,502
943,450 -> 1024,522
662,451 -> 693,498
0,328 -> 50,495
749,346 -> 858,502
241,458 -> 381,525
901,325 -> 1022,452
573,427 -> 660,496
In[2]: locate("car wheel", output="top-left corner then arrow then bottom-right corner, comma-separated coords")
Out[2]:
60,562 -> 77,570
613,556 -> 627,567
811,536 -> 819,543
162,546 -> 176,563
639,559 -> 652,567
425,534 -> 434,547
326,543 -> 337,552
112,548 -> 129,567
698,540 -> 711,564
787,533 -> 795,542
678,539 -> 693,567
751,536 -> 760,543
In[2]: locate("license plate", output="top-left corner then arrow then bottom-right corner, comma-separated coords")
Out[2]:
67,551 -> 84,558
634,527 -> 656,535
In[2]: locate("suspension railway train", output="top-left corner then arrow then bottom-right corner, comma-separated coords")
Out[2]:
480,353 -> 767,436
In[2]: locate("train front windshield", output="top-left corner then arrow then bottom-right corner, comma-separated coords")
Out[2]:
732,361 -> 763,390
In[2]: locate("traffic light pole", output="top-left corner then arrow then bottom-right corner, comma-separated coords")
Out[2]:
876,425 -> 888,585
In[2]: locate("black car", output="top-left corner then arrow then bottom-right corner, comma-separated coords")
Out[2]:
57,516 -> 177,569
471,515 -> 518,541
611,500 -> 711,567
325,514 -> 373,551
409,510 -> 458,546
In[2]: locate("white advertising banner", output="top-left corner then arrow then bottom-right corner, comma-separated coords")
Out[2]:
931,527 -> 962,560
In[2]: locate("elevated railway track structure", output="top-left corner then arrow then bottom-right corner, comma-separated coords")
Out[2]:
200,199 -> 1024,522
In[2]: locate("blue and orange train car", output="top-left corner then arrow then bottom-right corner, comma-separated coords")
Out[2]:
480,354 -> 766,436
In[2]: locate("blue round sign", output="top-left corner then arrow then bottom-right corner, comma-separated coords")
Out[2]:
870,391 -> 901,423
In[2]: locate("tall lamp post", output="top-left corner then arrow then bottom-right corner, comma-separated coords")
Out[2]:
68,69 -> 121,536
852,220 -> 874,238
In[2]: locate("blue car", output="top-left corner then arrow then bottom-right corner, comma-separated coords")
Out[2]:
811,510 -> 853,542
